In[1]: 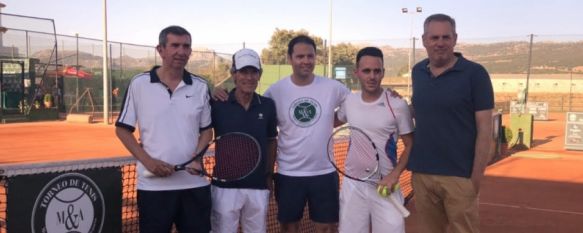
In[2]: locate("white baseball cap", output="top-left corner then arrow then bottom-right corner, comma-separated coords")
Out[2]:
232,48 -> 261,71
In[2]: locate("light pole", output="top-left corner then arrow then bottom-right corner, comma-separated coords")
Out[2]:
102,0 -> 110,124
569,67 -> 574,111
524,34 -> 535,108
0,3 -> 6,47
328,0 -> 333,78
402,6 -> 422,97
76,33 -> 79,112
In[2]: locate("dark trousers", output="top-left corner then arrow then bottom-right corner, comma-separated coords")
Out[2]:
137,186 -> 212,233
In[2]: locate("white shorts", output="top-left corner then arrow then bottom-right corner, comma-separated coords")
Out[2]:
211,186 -> 270,233
339,179 -> 405,233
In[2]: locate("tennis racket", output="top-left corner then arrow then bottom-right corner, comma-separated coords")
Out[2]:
328,126 -> 410,217
143,132 -> 261,182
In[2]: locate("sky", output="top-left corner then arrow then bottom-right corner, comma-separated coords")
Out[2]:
2,0 -> 582,53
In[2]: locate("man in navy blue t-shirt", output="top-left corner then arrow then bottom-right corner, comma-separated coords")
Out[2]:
407,13 -> 494,233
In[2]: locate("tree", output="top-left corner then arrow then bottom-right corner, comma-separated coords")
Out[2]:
261,28 -> 326,64
260,29 -> 362,69
332,43 -> 358,66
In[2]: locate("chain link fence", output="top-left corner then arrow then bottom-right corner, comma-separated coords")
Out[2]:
1,13 -> 582,122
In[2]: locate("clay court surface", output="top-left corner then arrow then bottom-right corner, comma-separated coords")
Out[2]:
1,112 -> 582,232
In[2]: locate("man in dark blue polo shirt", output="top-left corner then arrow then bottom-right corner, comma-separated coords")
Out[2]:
407,14 -> 494,233
210,48 -> 278,233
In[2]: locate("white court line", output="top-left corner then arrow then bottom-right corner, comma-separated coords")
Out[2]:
481,202 -> 583,216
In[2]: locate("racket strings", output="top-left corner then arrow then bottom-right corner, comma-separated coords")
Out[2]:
330,128 -> 380,181
347,131 -> 379,180
213,135 -> 260,180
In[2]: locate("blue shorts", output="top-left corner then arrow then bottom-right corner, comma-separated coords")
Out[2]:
137,186 -> 211,233
274,172 -> 339,223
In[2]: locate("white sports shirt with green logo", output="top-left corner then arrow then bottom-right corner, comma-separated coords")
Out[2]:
265,75 -> 349,176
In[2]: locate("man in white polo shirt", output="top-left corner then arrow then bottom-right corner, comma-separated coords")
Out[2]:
115,25 -> 213,233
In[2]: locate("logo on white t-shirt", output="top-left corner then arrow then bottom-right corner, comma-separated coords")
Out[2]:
289,97 -> 321,127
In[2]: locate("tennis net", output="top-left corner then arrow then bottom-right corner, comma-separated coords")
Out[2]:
0,140 -> 410,233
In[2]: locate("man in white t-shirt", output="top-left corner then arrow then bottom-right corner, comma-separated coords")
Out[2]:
264,35 -> 350,233
335,47 -> 414,233
116,26 -> 213,233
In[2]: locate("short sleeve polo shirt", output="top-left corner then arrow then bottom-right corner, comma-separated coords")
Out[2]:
116,66 -> 212,190
210,89 -> 278,189
407,53 -> 494,178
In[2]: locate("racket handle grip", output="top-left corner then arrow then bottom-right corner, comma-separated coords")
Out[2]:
143,170 -> 156,178
388,194 -> 411,218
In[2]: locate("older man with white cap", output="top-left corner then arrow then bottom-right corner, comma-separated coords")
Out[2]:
210,48 -> 278,233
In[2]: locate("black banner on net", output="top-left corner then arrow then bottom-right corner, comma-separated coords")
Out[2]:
6,168 -> 122,233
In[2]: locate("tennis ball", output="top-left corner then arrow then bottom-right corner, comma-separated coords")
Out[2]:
377,186 -> 389,197
382,187 -> 389,197
392,184 -> 400,192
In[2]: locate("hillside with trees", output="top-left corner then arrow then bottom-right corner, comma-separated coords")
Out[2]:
260,29 -> 583,76
31,30 -> 583,82
458,41 -> 583,74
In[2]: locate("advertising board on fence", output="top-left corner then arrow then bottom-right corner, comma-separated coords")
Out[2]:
565,112 -> 583,150
510,101 -> 549,120
5,168 -> 122,233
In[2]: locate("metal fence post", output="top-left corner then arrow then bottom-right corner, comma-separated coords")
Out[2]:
25,30 -> 29,58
